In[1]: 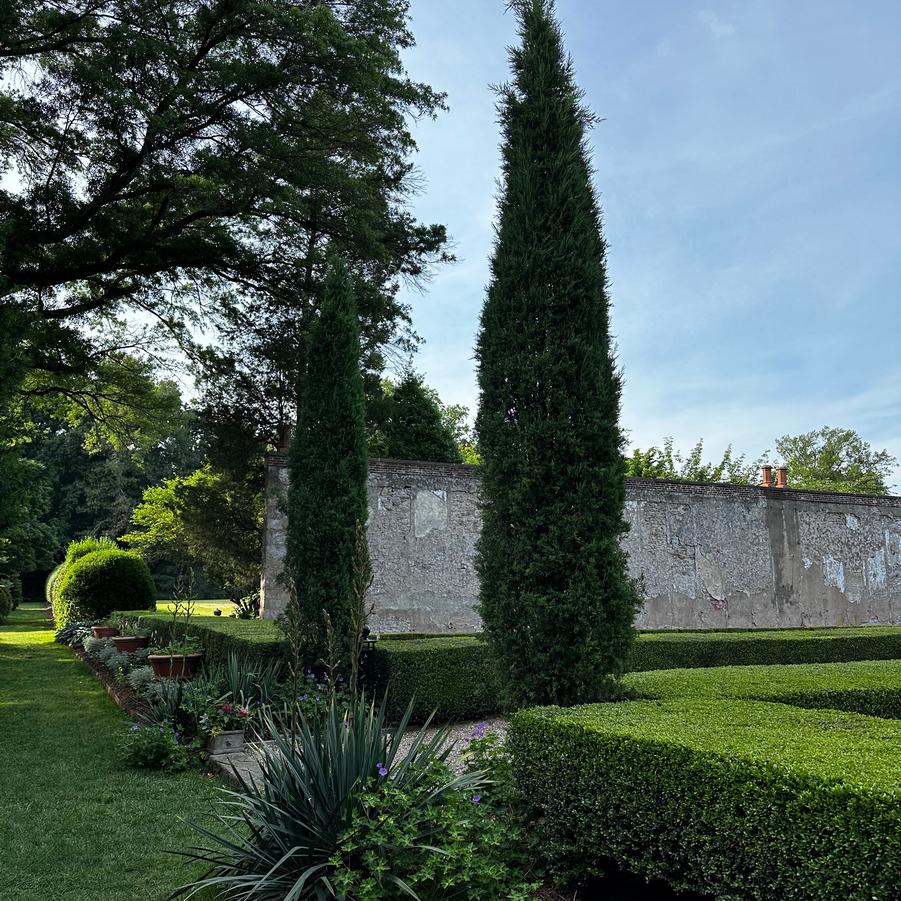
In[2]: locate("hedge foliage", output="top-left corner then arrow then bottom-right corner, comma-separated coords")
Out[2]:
370,637 -> 501,722
509,700 -> 901,900
55,550 -> 155,626
628,658 -> 901,719
630,624 -> 901,670
368,625 -> 901,721
115,611 -> 287,665
92,612 -> 901,724
47,536 -> 120,624
0,581 -> 12,622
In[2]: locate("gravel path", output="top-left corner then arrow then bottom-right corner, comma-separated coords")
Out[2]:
209,716 -> 510,784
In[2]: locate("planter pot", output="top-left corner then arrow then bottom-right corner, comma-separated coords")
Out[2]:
148,653 -> 203,680
207,730 -> 245,756
112,635 -> 149,654
92,625 -> 120,639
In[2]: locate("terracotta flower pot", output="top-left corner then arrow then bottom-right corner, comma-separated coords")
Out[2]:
92,625 -> 120,639
148,653 -> 203,680
207,730 -> 245,756
112,635 -> 149,654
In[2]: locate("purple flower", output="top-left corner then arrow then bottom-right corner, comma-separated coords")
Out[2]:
471,795 -> 481,804
376,762 -> 388,777
159,727 -> 166,734
298,694 -> 308,702
469,722 -> 488,740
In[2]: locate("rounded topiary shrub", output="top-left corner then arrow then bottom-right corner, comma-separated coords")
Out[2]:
65,535 -> 118,564
46,563 -> 64,605
49,537 -> 120,625
55,550 -> 156,626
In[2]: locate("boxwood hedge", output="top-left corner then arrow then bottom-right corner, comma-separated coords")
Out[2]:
627,658 -> 901,719
509,699 -> 901,900
630,624 -> 901,670
114,611 -> 287,665
370,625 -> 901,721
370,636 -> 500,722
101,616 -> 901,722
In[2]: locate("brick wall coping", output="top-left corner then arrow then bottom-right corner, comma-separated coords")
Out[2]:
265,455 -> 901,509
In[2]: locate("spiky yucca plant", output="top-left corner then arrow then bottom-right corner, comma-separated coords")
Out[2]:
172,697 -> 482,900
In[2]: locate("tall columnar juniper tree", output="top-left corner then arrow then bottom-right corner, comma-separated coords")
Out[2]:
475,0 -> 639,707
286,259 -> 370,669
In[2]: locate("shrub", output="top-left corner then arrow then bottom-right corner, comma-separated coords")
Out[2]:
509,699 -> 901,899
47,537 -> 120,622
45,563 -> 64,608
115,611 -> 286,665
82,635 -> 110,657
127,665 -> 155,695
55,549 -> 155,626
0,581 -> 11,622
65,535 -> 118,563
330,763 -> 534,900
229,590 -> 260,619
629,624 -> 901,671
119,723 -> 192,772
55,621 -> 94,648
371,636 -> 502,722
173,697 -> 486,899
627,658 -> 901,718
4,576 -> 21,610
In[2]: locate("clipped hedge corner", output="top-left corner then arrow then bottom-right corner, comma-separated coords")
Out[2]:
509,699 -> 901,900
371,636 -> 502,722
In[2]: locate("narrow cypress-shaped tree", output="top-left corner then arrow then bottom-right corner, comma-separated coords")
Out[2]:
384,371 -> 462,463
286,259 -> 369,668
475,0 -> 639,707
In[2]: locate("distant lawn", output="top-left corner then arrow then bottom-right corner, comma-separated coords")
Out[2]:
0,604 -> 217,900
157,599 -> 228,617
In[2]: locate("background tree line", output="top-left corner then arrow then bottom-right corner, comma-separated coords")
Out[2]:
1,0 -> 895,608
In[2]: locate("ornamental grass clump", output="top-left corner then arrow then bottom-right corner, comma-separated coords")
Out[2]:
173,695 -> 529,900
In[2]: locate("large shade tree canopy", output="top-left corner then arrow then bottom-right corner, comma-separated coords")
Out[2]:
0,0 -> 450,418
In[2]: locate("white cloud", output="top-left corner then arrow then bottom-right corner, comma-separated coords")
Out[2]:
698,10 -> 736,39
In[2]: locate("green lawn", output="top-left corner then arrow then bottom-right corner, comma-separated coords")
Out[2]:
157,599 -> 228,617
0,604 -> 217,900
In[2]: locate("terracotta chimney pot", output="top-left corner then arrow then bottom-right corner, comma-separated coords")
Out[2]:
760,465 -> 773,488
277,423 -> 293,452
775,466 -> 788,489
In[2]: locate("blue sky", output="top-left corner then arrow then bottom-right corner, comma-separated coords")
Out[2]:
396,1 -> 901,481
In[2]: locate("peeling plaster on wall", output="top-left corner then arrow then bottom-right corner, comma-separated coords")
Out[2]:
822,555 -> 846,593
414,490 -> 448,538
260,458 -> 901,631
697,552 -> 726,601
866,552 -> 887,590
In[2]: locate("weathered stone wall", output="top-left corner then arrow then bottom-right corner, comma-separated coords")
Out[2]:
261,457 -> 901,631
